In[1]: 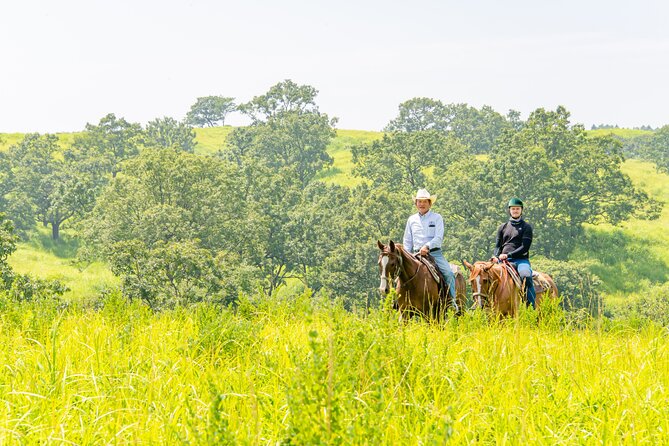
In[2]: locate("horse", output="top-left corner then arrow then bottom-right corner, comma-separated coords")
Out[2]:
377,240 -> 466,321
462,260 -> 558,317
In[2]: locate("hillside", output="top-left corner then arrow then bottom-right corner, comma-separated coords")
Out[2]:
4,127 -> 668,302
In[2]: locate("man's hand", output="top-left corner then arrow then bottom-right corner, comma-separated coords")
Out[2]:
499,253 -> 508,261
419,245 -> 429,256
490,256 -> 499,263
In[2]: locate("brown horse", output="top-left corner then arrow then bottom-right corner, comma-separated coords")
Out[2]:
377,240 -> 466,321
462,260 -> 558,316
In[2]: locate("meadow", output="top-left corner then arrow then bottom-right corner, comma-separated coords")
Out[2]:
1,293 -> 667,444
2,127 -> 669,444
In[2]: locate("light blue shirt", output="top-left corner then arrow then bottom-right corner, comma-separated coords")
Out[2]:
403,210 -> 444,253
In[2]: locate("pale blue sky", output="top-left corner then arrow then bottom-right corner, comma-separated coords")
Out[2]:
1,0 -> 668,132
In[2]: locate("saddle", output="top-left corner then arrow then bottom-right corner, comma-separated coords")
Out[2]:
501,262 -> 551,295
416,254 -> 459,299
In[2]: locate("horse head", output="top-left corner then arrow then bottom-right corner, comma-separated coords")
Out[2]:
463,260 -> 497,309
377,240 -> 404,294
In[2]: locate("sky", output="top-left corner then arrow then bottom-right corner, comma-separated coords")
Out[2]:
1,0 -> 668,133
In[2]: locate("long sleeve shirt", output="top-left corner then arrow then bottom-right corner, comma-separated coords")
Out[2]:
493,218 -> 533,259
403,210 -> 444,253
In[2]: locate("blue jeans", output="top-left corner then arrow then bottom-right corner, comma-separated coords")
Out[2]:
431,250 -> 457,302
508,258 -> 536,308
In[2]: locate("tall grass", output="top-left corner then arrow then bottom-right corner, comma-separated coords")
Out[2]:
0,295 -> 667,444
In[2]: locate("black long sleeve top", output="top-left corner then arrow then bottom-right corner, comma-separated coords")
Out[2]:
493,219 -> 533,260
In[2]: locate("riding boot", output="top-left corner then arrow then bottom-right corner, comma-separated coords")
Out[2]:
523,277 -> 536,309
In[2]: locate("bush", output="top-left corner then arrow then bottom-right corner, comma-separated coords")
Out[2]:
7,273 -> 69,303
532,258 -> 604,316
616,283 -> 669,326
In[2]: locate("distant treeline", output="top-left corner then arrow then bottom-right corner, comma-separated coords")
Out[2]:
0,80 -> 667,312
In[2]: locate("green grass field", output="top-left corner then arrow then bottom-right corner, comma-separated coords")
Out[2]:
0,295 -> 667,444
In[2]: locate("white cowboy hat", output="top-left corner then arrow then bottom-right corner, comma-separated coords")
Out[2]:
413,188 -> 436,204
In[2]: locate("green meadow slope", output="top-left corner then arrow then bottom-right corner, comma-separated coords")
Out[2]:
4,127 -> 668,302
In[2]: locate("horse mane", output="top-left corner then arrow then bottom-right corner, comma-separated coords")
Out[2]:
470,261 -> 511,288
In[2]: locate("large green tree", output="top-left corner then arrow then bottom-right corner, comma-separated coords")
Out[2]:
143,117 -> 197,153
186,96 -> 236,127
231,80 -> 337,186
646,125 -> 669,172
432,106 -> 660,260
385,98 -> 511,153
82,148 -> 257,306
352,130 -> 464,193
72,113 -> 142,178
7,134 -> 97,239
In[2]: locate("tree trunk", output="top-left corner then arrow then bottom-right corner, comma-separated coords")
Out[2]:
52,222 -> 60,240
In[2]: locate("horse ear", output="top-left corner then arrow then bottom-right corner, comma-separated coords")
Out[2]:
389,240 -> 396,252
377,240 -> 385,250
462,260 -> 474,271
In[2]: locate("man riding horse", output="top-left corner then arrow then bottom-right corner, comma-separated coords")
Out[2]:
402,188 -> 458,311
490,197 -> 536,308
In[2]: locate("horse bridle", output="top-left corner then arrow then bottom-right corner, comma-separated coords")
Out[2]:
470,265 -> 499,307
379,249 -> 422,291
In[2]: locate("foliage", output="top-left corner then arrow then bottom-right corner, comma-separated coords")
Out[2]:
143,116 -> 197,153
71,113 -> 143,178
616,282 -> 669,326
81,148 -> 258,306
186,96 -> 236,127
352,130 -> 464,193
0,213 -> 18,287
645,125 -> 669,173
4,133 -> 98,239
385,97 -> 511,153
532,258 -> 604,315
232,79 -> 337,186
6,273 -> 68,303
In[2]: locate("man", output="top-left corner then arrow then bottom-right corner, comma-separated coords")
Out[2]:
403,188 -> 458,310
491,197 -> 536,308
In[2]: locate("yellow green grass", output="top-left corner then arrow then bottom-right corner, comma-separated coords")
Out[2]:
193,126 -> 235,155
7,228 -> 118,302
0,297 -> 667,444
0,132 -> 82,152
574,160 -> 669,305
587,128 -> 653,139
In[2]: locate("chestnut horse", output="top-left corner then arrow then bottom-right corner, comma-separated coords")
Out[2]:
377,240 -> 466,321
462,260 -> 558,316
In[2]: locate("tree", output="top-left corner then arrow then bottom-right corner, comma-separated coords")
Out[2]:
0,212 -> 18,287
81,148 -> 259,305
385,98 -> 510,153
229,80 -> 337,186
186,96 -> 236,127
431,106 -> 660,260
647,125 -> 669,172
6,133 -> 97,239
385,97 -> 449,132
239,80 -> 319,122
72,113 -> 143,178
143,117 -> 197,153
352,130 -> 465,193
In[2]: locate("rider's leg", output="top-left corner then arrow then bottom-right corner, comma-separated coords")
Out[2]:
515,260 -> 536,309
431,251 -> 458,309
